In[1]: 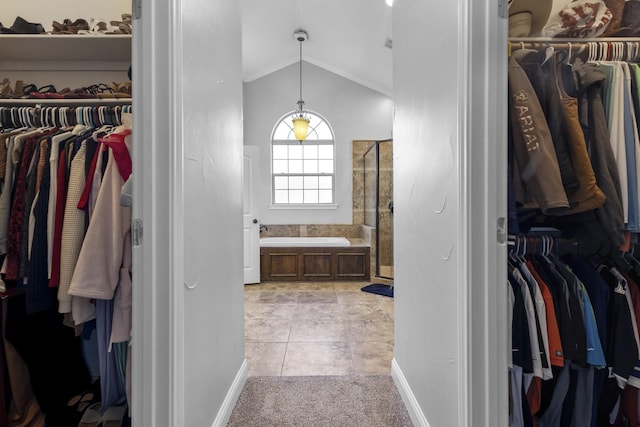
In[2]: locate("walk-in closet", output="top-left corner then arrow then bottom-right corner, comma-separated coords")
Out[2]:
1,2 -> 133,426
508,20 -> 640,427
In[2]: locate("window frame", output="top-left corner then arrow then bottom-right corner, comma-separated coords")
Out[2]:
270,110 -> 337,208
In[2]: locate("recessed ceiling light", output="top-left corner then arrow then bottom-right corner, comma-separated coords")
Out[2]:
386,0 -> 393,6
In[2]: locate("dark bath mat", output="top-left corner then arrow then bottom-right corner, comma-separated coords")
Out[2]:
361,283 -> 393,297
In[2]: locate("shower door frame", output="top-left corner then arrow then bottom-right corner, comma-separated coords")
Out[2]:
363,139 -> 394,280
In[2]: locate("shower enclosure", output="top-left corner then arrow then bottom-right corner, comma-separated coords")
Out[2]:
363,139 -> 393,280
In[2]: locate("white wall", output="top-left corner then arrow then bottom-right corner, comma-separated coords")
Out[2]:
243,61 -> 393,225
179,0 -> 246,425
392,0 -> 463,425
392,0 -> 508,425
135,0 -> 245,424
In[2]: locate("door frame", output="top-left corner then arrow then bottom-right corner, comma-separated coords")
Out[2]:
131,0 -> 185,425
462,0 -> 508,424
243,145 -> 261,284
131,0 -> 508,425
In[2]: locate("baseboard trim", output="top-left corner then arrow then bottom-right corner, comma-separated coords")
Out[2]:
211,359 -> 248,427
391,358 -> 431,427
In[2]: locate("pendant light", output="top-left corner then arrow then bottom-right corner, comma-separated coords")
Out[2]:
292,30 -> 309,142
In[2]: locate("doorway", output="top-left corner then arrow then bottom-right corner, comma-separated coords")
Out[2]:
134,0 -> 506,424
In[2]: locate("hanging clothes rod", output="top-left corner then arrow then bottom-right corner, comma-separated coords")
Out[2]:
0,98 -> 131,107
508,37 -> 640,62
0,104 -> 132,128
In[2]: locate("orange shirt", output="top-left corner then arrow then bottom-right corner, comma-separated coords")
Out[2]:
527,261 -> 564,367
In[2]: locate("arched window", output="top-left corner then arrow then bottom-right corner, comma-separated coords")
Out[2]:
271,111 -> 335,205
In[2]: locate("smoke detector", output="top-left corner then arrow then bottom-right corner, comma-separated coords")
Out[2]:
294,30 -> 308,42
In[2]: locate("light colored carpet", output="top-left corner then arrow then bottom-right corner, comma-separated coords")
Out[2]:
227,375 -> 413,427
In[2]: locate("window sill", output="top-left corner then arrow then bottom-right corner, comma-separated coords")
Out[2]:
269,204 -> 339,210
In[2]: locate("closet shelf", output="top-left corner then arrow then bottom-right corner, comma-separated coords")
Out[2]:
0,98 -> 131,106
509,37 -> 640,42
0,34 -> 131,63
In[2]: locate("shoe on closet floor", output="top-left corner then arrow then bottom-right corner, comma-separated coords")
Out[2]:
0,16 -> 45,34
52,18 -> 90,34
77,403 -> 127,427
78,402 -> 102,427
0,78 -> 12,98
77,18 -> 110,35
102,405 -> 127,427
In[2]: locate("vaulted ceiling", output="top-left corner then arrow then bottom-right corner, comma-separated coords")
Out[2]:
242,0 -> 393,96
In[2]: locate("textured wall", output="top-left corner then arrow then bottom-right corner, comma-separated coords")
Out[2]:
393,0 -> 463,425
180,0 -> 245,425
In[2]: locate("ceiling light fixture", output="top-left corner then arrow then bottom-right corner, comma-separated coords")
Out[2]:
292,30 -> 309,142
386,0 -> 393,6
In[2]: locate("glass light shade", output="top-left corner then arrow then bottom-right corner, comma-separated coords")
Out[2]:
292,117 -> 310,141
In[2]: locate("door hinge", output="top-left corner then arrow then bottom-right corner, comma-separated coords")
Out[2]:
132,0 -> 141,19
497,217 -> 507,244
499,0 -> 509,19
133,219 -> 143,246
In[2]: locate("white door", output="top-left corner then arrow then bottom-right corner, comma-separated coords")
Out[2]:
243,146 -> 261,284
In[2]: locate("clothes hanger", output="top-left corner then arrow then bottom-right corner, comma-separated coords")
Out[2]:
565,42 -> 572,65
508,236 -> 519,269
609,264 -> 628,295
542,42 -> 554,65
625,244 -> 640,270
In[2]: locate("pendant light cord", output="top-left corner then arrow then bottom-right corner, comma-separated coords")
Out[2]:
298,40 -> 303,107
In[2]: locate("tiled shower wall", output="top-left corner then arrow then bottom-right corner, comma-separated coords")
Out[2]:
260,224 -> 365,239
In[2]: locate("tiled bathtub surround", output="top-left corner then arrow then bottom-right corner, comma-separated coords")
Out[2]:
244,281 -> 394,376
259,224 -> 364,239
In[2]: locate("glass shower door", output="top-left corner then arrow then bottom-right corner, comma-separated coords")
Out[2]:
377,140 -> 393,279
363,139 -> 393,280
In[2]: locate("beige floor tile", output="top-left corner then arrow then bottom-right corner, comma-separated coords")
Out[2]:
255,282 -> 296,291
377,297 -> 394,315
245,342 -> 287,376
297,291 -> 338,304
282,342 -> 354,376
292,302 -> 343,320
284,282 -> 337,291
245,281 -> 395,376
333,282 -> 369,291
288,319 -> 347,342
349,341 -> 394,375
345,319 -> 395,342
243,286 -> 262,303
335,289 -> 381,305
340,302 -> 391,321
244,318 -> 291,343
244,302 -> 296,320
257,291 -> 299,304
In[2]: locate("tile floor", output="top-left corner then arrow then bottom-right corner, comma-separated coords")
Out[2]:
244,281 -> 394,376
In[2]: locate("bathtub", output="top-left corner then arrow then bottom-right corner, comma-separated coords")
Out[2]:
260,236 -> 368,281
259,236 -> 351,247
